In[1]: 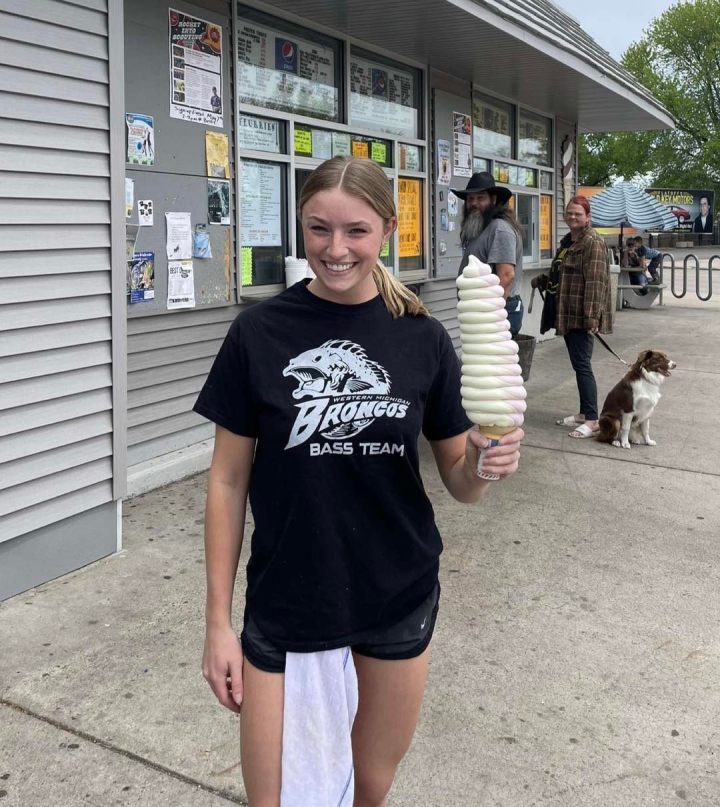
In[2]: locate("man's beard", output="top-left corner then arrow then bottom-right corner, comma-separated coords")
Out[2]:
461,209 -> 486,244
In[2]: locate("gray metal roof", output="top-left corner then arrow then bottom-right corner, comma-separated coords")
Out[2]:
259,0 -> 674,133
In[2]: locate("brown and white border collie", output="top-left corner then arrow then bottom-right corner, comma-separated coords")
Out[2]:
596,350 -> 676,449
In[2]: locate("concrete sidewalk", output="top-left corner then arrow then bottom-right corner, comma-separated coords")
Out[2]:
2,300 -> 720,806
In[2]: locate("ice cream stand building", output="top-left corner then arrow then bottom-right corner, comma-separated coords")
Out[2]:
0,0 -> 673,597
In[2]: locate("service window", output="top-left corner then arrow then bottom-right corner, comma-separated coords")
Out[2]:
236,5 -> 343,122
350,48 -> 422,140
473,92 -> 514,159
239,159 -> 287,286
519,109 -> 552,167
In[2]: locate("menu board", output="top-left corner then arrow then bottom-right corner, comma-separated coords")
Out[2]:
237,19 -> 338,120
472,95 -> 512,158
238,114 -> 281,152
398,179 -> 422,258
240,161 -> 282,247
350,56 -> 417,138
519,111 -> 551,166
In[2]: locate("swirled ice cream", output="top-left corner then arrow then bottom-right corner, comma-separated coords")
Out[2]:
457,255 -> 526,440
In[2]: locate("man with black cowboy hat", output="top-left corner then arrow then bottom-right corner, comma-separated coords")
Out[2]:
455,171 -> 524,336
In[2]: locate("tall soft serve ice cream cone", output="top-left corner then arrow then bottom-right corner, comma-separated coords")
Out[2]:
457,255 -> 526,478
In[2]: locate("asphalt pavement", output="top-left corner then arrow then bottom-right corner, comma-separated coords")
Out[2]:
2,293 -> 719,806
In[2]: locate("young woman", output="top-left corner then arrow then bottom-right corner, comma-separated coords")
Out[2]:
534,195 -> 612,438
194,156 -> 523,806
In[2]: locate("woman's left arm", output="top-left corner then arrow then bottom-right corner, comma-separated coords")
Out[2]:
581,238 -> 609,332
430,426 -> 524,504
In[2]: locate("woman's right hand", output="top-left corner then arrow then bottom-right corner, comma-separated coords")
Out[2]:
202,623 -> 245,713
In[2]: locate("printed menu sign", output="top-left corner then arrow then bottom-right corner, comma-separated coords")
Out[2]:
169,9 -> 223,127
240,161 -> 282,247
350,56 -> 417,138
237,19 -> 337,120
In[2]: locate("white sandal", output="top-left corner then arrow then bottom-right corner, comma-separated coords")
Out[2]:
556,415 -> 584,427
568,423 -> 598,439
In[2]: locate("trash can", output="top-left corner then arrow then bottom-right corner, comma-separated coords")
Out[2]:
514,334 -> 536,382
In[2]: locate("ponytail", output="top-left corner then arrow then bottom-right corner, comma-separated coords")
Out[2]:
372,261 -> 429,318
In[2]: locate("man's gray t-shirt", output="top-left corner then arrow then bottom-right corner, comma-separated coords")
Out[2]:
459,219 -> 523,298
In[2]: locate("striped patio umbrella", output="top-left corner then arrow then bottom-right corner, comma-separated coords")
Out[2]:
588,182 -> 677,230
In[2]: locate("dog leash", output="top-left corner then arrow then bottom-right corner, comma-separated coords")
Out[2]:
593,333 -> 628,365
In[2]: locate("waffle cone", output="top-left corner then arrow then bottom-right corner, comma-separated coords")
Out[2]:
478,425 -> 515,441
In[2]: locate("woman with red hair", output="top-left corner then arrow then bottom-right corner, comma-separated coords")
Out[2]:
533,195 -> 613,437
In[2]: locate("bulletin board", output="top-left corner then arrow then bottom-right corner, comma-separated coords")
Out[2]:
124,0 -> 235,317
433,89 -> 472,277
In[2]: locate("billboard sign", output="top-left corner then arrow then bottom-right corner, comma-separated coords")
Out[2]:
646,188 -> 714,233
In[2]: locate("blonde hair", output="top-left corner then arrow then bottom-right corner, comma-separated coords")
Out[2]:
297,156 -> 429,318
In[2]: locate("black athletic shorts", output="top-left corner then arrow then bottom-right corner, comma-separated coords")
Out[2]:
241,583 -> 440,674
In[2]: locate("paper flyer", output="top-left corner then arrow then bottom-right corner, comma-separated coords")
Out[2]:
126,113 -> 155,165
208,179 -> 230,224
169,9 -> 223,127
167,260 -> 196,309
311,129 -> 332,160
437,140 -> 450,185
125,178 -> 134,217
205,131 -> 229,177
332,132 -> 351,157
452,112 -> 472,177
138,200 -> 153,227
127,251 -> 155,303
165,211 -> 192,259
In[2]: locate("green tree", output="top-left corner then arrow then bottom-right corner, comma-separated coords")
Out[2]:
578,0 -> 720,196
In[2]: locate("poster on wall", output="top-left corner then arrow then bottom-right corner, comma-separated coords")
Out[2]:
127,251 -> 155,303
540,195 -> 552,255
169,9 -> 223,127
437,139 -> 450,185
452,112 -> 472,177
205,131 -> 230,177
237,19 -> 337,120
646,188 -> 715,233
126,114 -> 155,165
165,211 -> 192,259
167,260 -> 196,309
398,179 -> 421,258
349,56 -> 416,138
240,161 -> 282,246
208,179 -> 231,224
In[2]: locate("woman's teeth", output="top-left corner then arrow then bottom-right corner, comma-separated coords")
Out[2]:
325,262 -> 354,273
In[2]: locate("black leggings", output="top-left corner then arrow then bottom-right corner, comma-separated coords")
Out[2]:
563,329 -> 598,420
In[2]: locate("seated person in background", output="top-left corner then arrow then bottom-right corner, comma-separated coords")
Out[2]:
621,237 -> 647,293
633,237 -> 662,284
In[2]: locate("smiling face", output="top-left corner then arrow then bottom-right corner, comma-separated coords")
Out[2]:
700,197 -> 710,216
464,191 -> 494,215
565,202 -> 590,234
301,187 -> 396,305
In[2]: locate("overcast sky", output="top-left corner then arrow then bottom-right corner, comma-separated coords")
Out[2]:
557,0 -> 679,60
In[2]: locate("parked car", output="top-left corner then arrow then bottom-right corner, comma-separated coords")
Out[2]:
668,204 -> 691,222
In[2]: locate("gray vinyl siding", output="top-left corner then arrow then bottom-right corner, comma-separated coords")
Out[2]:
0,0 -> 117,547
126,305 -> 247,466
420,280 -> 461,351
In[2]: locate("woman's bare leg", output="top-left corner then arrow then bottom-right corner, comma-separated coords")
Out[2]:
351,647 -> 431,807
240,658 -> 284,807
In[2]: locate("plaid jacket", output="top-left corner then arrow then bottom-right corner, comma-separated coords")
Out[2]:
555,227 -> 613,335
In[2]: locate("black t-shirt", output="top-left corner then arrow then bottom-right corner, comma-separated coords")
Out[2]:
193,281 -> 471,651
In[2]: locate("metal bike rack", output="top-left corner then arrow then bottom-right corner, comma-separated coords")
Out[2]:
660,252 -> 717,301
700,255 -> 717,302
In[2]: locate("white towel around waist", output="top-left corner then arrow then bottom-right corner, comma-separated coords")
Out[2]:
280,647 -> 359,807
